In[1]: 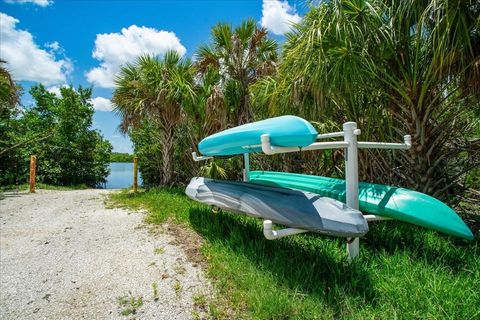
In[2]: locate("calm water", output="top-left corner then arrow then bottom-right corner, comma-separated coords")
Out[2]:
105,162 -> 142,189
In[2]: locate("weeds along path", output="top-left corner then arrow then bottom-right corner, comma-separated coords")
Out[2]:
0,189 -> 210,319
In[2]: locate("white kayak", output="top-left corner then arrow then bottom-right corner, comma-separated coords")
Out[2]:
186,177 -> 369,238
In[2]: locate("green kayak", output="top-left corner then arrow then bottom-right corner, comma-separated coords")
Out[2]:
248,171 -> 473,240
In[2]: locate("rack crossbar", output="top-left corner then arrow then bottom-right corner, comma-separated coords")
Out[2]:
192,121 -> 412,263
261,135 -> 348,155
192,152 -> 213,162
317,131 -> 344,139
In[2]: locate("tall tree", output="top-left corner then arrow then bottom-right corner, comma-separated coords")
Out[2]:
373,0 -> 480,197
196,19 -> 278,125
0,60 -> 22,185
1,84 -> 112,187
256,0 -> 480,200
0,60 -> 20,111
112,52 -> 196,186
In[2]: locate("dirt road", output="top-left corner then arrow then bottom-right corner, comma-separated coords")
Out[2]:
0,189 -> 209,319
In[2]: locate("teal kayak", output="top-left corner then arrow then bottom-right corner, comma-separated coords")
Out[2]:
199,116 -> 318,156
249,171 -> 474,240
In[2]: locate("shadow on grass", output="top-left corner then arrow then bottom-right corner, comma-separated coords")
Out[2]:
362,220 -> 478,271
188,207 -> 377,310
142,188 -> 477,274
188,205 -> 478,311
111,188 -> 478,317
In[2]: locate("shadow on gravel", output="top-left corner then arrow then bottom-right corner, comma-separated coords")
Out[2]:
0,192 -> 25,200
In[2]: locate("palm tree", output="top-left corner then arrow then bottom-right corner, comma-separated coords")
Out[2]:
196,19 -> 278,126
372,0 -> 480,197
256,0 -> 479,199
112,51 -> 196,186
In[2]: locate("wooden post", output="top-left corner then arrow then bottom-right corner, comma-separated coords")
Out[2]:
133,156 -> 138,192
29,155 -> 36,193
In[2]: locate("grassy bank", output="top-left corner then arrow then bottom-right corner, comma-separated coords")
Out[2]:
110,189 -> 479,319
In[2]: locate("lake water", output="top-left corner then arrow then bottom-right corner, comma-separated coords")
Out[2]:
105,162 -> 142,189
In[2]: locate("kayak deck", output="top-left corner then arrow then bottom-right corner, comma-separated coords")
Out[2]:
186,177 -> 369,238
198,116 -> 318,156
248,171 -> 473,240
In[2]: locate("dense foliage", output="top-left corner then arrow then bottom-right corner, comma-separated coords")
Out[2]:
115,20 -> 279,186
0,61 -> 22,185
128,120 -> 163,187
112,52 -> 196,186
3,1 -> 477,199
254,0 -> 480,200
0,84 -> 112,187
0,60 -> 20,113
119,1 -> 479,205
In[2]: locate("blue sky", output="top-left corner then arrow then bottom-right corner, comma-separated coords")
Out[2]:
1,0 -> 306,153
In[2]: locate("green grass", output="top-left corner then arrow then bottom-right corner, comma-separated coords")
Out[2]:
117,292 -> 143,316
152,282 -> 159,301
110,188 -> 480,319
154,247 -> 165,254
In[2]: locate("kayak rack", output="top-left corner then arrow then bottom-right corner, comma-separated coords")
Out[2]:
193,121 -> 411,261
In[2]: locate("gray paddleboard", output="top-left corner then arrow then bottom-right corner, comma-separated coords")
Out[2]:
186,177 -> 368,238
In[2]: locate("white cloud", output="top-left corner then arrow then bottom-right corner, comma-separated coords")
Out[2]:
86,25 -> 186,88
0,13 -> 72,85
261,0 -> 301,35
4,0 -> 53,7
90,97 -> 114,112
45,41 -> 60,52
46,84 -> 67,97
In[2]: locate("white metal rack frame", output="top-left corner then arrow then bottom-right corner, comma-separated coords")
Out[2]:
193,121 -> 412,260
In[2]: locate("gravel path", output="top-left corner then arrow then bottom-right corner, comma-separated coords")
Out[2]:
0,189 -> 210,319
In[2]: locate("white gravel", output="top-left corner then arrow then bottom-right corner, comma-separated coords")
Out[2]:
0,189 -> 210,319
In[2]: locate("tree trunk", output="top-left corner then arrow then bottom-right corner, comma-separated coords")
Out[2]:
398,102 -> 458,200
237,85 -> 250,125
160,122 -> 176,186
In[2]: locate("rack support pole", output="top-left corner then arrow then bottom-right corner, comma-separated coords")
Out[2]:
343,122 -> 360,261
263,220 -> 308,240
243,153 -> 250,182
